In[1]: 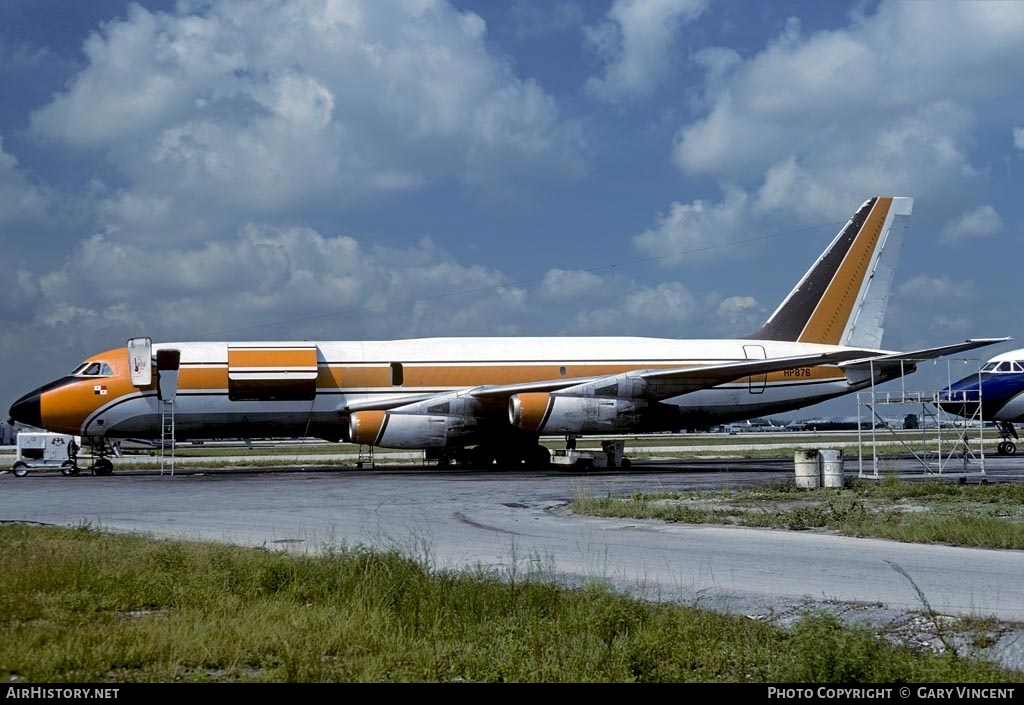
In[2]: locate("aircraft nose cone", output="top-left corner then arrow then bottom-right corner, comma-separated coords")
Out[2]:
9,390 -> 42,428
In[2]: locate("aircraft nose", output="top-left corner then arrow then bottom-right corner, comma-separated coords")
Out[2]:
9,390 -> 42,428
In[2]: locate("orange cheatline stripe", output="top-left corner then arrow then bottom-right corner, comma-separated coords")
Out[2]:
800,196 -> 892,345
172,362 -> 847,391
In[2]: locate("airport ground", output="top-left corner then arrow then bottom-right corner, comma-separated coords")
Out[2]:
3,430 -> 1024,674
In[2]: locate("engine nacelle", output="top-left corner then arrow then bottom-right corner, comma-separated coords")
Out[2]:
509,393 -> 639,434
348,411 -> 469,449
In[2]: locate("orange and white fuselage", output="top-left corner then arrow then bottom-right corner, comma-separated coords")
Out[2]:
16,336 -> 869,447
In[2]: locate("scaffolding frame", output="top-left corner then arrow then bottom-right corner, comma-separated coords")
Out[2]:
856,357 -> 986,481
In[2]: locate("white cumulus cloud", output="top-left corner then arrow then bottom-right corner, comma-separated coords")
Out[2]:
583,0 -> 707,103
29,0 -> 589,237
941,205 -> 1002,244
0,137 -> 52,224
632,187 -> 749,265
670,2 -> 1024,220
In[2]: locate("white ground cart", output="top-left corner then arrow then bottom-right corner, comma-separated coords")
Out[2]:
11,432 -> 79,477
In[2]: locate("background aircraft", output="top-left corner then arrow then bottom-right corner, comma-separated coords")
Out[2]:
7,196 -> 1009,470
937,348 -> 1023,455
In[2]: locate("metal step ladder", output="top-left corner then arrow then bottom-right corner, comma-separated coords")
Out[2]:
160,400 -> 175,476
357,444 -> 374,469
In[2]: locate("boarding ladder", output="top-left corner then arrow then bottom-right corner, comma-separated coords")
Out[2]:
160,399 -> 175,476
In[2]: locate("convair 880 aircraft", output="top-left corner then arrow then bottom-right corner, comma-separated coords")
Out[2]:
7,196 -> 1009,472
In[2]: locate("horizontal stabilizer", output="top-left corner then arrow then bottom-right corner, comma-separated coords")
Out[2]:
840,337 -> 1013,370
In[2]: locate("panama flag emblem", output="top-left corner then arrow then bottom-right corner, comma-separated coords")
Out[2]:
94,385 -> 108,396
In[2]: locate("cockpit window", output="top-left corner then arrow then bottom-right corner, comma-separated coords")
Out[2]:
981,362 -> 997,372
1013,362 -> 1024,373
73,361 -> 113,377
996,362 -> 1012,373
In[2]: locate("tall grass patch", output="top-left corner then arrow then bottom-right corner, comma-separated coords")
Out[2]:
0,524 -> 1017,683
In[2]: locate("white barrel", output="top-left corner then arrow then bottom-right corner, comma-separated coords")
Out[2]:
819,449 -> 844,488
794,449 -> 819,489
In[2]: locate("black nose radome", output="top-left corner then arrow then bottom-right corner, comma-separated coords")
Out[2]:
9,390 -> 42,429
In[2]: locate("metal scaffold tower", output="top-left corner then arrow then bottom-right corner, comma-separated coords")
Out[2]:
856,357 -> 986,481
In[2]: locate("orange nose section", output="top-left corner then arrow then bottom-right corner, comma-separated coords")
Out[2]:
23,346 -> 134,436
41,380 -> 114,435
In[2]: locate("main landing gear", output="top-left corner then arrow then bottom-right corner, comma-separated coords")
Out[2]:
996,421 -> 1018,456
63,439 -> 115,476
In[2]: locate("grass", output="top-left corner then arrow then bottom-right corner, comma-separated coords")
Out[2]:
568,478 -> 1024,550
1,523 -> 1019,683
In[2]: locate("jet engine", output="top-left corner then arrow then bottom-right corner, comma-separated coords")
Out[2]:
347,410 -> 471,449
509,392 -> 639,434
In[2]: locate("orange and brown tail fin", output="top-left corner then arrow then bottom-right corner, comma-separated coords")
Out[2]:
746,196 -> 913,348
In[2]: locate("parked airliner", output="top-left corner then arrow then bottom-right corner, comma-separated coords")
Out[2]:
7,196 -> 1009,471
937,348 -> 1024,455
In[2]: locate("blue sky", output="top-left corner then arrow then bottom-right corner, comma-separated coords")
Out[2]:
1,0 -> 1021,423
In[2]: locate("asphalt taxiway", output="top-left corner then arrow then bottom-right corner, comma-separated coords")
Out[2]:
3,457 -> 1024,671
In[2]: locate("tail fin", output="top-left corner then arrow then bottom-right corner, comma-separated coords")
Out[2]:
746,196 -> 913,348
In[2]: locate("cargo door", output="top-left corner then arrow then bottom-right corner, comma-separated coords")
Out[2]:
228,345 -> 318,401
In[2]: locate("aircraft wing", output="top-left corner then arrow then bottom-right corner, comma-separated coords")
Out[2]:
473,349 -> 872,402
343,393 -> 449,414
341,342 -> 1011,417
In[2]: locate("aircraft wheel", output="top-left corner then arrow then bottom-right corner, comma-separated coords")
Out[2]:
93,458 -> 114,476
12,461 -> 28,478
997,442 -> 1008,456
1005,441 -> 1017,456
619,458 -> 631,470
60,461 -> 75,476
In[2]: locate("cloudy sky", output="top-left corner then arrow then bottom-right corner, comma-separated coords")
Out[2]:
2,0 -> 1022,424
